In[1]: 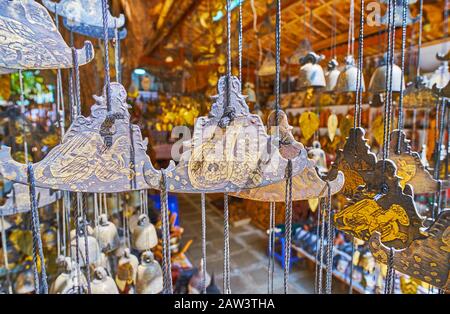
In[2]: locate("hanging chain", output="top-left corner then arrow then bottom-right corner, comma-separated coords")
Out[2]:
283,160 -> 293,294
27,164 -> 48,294
161,170 -> 173,294
201,193 -> 207,294
396,0 -> 408,154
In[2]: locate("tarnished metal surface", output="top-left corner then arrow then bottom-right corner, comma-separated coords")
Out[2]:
63,18 -> 127,40
159,76 -> 307,193
369,210 -> 450,290
0,0 -> 94,70
0,83 -> 161,192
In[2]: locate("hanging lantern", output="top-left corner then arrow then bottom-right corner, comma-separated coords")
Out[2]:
380,0 -> 418,27
94,214 -> 120,253
91,267 -> 119,294
325,59 -> 341,91
257,53 -> 276,76
428,62 -> 450,90
298,52 -> 326,89
136,251 -> 163,294
368,53 -> 405,94
336,55 -> 365,93
131,214 -> 158,252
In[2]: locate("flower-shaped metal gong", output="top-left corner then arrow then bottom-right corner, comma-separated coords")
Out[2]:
0,0 -> 94,70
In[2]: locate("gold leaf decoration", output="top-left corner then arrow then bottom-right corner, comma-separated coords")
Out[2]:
299,111 -> 319,141
327,113 -> 338,141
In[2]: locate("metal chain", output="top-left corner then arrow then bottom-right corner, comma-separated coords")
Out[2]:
201,193 -> 207,294
283,160 -> 293,294
223,193 -> 231,294
161,170 -> 173,294
27,164 -> 48,294
101,0 -> 112,112
396,0 -> 408,151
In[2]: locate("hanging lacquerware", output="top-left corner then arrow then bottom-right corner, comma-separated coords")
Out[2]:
0,0 -> 94,70
380,0 -> 418,26
0,83 -> 162,193
387,130 -> 440,193
369,210 -> 449,290
136,251 -> 163,294
335,55 -> 365,93
0,183 -> 59,216
325,59 -> 341,91
257,53 -> 276,76
334,159 -> 425,249
70,221 -> 101,267
115,248 -> 139,293
94,214 -> 120,253
230,111 -> 344,202
368,53 -> 405,94
155,76 -> 307,194
297,52 -> 326,89
91,266 -> 119,294
131,214 -> 158,252
43,0 -> 126,39
50,257 -> 87,294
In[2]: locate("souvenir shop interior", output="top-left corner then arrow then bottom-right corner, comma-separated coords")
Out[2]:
0,0 -> 449,295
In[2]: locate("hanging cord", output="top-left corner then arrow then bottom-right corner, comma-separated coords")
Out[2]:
313,199 -> 323,294
200,193 -> 207,294
355,0 -> 365,128
27,164 -> 48,294
384,247 -> 395,294
73,193 -> 82,294
325,183 -> 334,294
54,8 -> 65,138
160,171 -> 173,294
331,0 -> 337,59
71,48 -> 82,116
433,100 -> 447,216
283,160 -> 293,294
347,0 -> 355,59
347,237 -> 355,294
101,0 -> 112,111
80,193 -> 92,294
1,216 -> 13,294
317,197 -> 327,294
267,202 -> 275,294
396,0 -> 408,154
238,0 -> 243,84
223,193 -> 231,294
416,0 -> 424,77
114,20 -> 121,84
274,0 -> 281,125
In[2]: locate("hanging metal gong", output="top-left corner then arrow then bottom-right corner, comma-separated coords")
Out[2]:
335,55 -> 365,93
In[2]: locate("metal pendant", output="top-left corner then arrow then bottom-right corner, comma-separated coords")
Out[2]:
91,266 -> 119,294
230,111 -> 344,202
334,159 -> 425,249
0,183 -> 60,217
0,0 -> 94,70
94,214 -> 120,253
155,76 -> 307,193
299,111 -> 320,141
115,248 -> 139,293
388,130 -> 440,194
0,83 -> 162,193
335,55 -> 365,93
131,214 -> 158,252
369,210 -> 449,290
368,53 -> 405,94
325,59 -> 340,92
136,251 -> 163,294
298,52 -> 326,89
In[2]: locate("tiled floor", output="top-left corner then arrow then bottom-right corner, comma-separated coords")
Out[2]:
177,193 -> 337,294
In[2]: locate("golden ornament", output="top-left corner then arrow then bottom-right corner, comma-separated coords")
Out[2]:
299,111 -> 319,141
327,113 -> 338,142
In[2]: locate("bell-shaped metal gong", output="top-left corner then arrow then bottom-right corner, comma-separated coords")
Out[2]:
387,130 -> 440,194
368,53 -> 405,94
0,183 -> 60,216
94,214 -> 120,253
297,52 -> 326,89
43,0 -> 125,39
0,0 -> 94,70
334,159 -> 425,249
325,59 -> 341,91
50,256 -> 87,294
230,111 -> 344,202
257,53 -> 276,76
335,55 -> 365,93
70,221 -> 102,267
131,214 -> 158,252
380,0 -> 418,26
154,76 -> 307,194
0,83 -> 162,193
136,251 -> 163,294
369,210 -> 449,290
115,248 -> 139,293
91,266 -> 119,294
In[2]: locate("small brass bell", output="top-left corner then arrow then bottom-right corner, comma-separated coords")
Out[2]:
308,141 -> 328,175
136,250 -> 163,294
91,267 -> 119,294
325,59 -> 340,91
298,52 -> 326,89
131,214 -> 157,252
50,257 -> 87,294
336,55 -> 365,93
70,220 -> 101,267
368,53 -> 405,94
94,214 -> 120,253
115,248 -> 139,293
